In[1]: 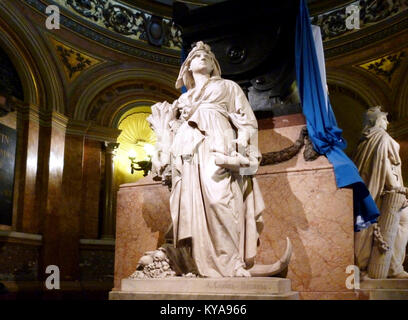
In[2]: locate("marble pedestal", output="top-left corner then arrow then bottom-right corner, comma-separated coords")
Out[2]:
109,277 -> 299,300
358,279 -> 408,300
112,117 -> 356,299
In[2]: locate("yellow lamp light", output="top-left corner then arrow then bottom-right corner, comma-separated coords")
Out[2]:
143,143 -> 155,158
128,144 -> 152,176
128,149 -> 137,160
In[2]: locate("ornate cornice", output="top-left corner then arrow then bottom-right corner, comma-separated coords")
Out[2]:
39,110 -> 69,130
324,14 -> 408,58
312,0 -> 408,41
53,0 -> 182,49
16,103 -> 41,124
309,0 -> 354,15
311,0 -> 408,58
66,119 -> 121,142
23,0 -> 181,66
22,0 -> 408,63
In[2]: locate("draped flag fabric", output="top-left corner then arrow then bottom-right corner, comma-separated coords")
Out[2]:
295,0 -> 379,231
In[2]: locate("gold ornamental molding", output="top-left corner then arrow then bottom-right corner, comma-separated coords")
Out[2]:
52,0 -> 182,50
66,119 -> 121,142
50,38 -> 104,83
357,50 -> 407,86
39,110 -> 69,130
16,103 -> 41,124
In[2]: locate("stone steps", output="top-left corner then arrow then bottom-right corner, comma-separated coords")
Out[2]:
109,290 -> 300,300
110,277 -> 299,300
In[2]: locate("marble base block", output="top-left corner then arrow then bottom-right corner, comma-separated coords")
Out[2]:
110,277 -> 299,300
113,178 -> 172,290
358,279 -> 408,300
113,123 -> 356,299
255,124 -> 355,298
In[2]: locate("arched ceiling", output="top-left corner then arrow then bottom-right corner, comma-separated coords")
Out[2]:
22,0 -> 408,65
122,0 -> 353,16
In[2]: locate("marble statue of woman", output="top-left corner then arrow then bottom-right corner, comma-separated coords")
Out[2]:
147,42 -> 291,278
354,106 -> 408,279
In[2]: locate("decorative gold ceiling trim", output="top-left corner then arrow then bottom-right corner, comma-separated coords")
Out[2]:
50,37 -> 104,83
357,50 -> 407,86
312,0 -> 408,42
52,0 -> 182,51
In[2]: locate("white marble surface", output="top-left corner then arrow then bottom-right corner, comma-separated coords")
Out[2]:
110,277 -> 299,300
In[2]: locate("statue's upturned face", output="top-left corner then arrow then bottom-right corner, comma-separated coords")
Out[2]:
189,51 -> 214,75
376,114 -> 389,130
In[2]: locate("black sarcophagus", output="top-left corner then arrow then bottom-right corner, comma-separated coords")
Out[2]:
173,0 -> 301,119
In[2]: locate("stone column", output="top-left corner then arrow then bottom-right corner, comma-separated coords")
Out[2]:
14,103 -> 40,233
65,120 -> 121,240
59,134 -> 85,281
37,111 -> 69,282
80,139 -> 102,238
101,142 -> 119,239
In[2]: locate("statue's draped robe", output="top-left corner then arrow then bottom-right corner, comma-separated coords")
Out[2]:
353,127 -> 408,275
150,77 -> 265,277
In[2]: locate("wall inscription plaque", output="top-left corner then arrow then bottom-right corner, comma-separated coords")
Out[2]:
0,123 -> 16,225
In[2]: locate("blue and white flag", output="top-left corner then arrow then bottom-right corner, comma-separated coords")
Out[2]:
295,0 -> 379,231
